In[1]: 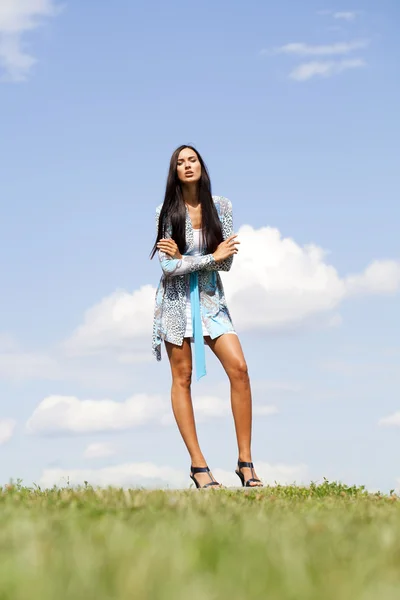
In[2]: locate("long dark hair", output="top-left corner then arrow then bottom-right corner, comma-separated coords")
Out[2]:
150,145 -> 223,259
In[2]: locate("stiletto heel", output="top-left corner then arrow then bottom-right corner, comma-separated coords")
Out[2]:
235,460 -> 263,487
190,466 -> 222,489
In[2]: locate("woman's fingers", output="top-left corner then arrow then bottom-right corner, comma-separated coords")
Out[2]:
157,239 -> 175,249
157,239 -> 178,257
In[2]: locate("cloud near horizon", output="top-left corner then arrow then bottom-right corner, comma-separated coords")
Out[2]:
38,460 -> 310,489
0,418 -> 16,445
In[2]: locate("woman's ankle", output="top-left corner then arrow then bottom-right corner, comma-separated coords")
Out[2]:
238,454 -> 252,463
190,456 -> 208,468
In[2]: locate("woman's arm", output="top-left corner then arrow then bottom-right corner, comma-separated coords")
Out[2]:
203,197 -> 234,272
155,207 -> 217,277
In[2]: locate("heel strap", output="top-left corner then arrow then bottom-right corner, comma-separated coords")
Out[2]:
238,461 -> 254,469
191,466 -> 210,474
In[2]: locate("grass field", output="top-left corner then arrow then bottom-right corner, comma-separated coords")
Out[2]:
0,479 -> 399,599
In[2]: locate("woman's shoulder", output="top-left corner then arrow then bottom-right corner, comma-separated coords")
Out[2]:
212,195 -> 232,213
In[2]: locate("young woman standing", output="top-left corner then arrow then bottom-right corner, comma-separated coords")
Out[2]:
151,145 -> 263,489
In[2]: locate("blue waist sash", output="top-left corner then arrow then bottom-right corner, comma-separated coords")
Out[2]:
189,272 -> 206,380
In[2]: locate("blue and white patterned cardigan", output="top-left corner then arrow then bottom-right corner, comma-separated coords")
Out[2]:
152,196 -> 236,361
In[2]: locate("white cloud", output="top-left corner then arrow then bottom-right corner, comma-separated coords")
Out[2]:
222,225 -> 399,331
193,396 -> 277,421
63,225 -> 400,353
0,418 -> 16,445
26,393 -> 167,435
64,285 -> 155,360
162,395 -> 277,424
214,462 -> 309,488
38,460 -> 309,489
274,40 -> 368,57
39,462 -> 188,489
345,260 -> 400,296
0,0 -> 59,82
289,58 -> 365,81
26,392 -> 278,434
189,395 -> 231,423
83,442 -> 116,459
379,412 -> 400,427
334,11 -> 357,21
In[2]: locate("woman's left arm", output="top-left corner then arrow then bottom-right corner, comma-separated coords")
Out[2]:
203,197 -> 234,272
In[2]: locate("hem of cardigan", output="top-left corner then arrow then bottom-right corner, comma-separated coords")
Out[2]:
152,324 -> 236,361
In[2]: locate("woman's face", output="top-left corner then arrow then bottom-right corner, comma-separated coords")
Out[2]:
176,148 -> 201,184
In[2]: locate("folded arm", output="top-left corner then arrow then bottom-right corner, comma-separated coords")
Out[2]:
159,252 -> 216,276
155,207 -> 217,277
202,197 -> 234,272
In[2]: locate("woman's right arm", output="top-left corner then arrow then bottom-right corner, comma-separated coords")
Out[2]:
155,207 -> 217,277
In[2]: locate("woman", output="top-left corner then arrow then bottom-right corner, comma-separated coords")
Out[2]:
151,145 -> 263,490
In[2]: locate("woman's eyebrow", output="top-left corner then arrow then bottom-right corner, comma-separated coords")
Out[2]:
177,155 -> 197,161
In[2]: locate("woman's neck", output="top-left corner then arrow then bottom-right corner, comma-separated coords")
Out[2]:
181,184 -> 199,208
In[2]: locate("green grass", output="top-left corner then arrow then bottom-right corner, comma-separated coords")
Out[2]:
0,479 -> 399,599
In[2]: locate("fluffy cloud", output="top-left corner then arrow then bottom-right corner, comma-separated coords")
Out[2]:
345,260 -> 400,296
0,418 -> 16,445
379,413 -> 400,427
83,442 -> 116,459
289,59 -> 365,81
26,392 -> 278,435
0,0 -> 59,81
38,460 -> 309,489
26,394 -> 167,435
64,285 -> 155,360
223,225 -> 400,331
64,225 -> 400,355
274,40 -> 368,57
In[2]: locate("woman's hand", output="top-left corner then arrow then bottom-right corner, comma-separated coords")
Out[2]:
157,238 -> 182,259
212,234 -> 240,262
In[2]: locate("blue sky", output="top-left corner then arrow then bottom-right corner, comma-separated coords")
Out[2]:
0,0 -> 399,491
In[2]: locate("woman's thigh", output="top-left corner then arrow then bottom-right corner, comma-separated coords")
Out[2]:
204,334 -> 247,376
165,338 -> 193,378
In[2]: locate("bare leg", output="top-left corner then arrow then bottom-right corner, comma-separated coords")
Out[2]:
165,338 -> 221,488
205,334 -> 262,486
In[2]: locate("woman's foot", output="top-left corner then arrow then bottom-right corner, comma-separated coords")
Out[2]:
235,460 -> 263,487
190,466 -> 222,489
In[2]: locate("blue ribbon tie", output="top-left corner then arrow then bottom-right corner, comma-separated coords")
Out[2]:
189,272 -> 206,380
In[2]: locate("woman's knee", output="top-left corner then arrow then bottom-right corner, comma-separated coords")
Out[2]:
172,364 -> 193,388
228,359 -> 249,382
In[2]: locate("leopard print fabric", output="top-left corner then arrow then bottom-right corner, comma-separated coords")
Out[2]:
151,196 -> 236,361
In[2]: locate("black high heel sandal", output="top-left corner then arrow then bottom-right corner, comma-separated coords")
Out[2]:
190,466 -> 222,489
235,460 -> 263,487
